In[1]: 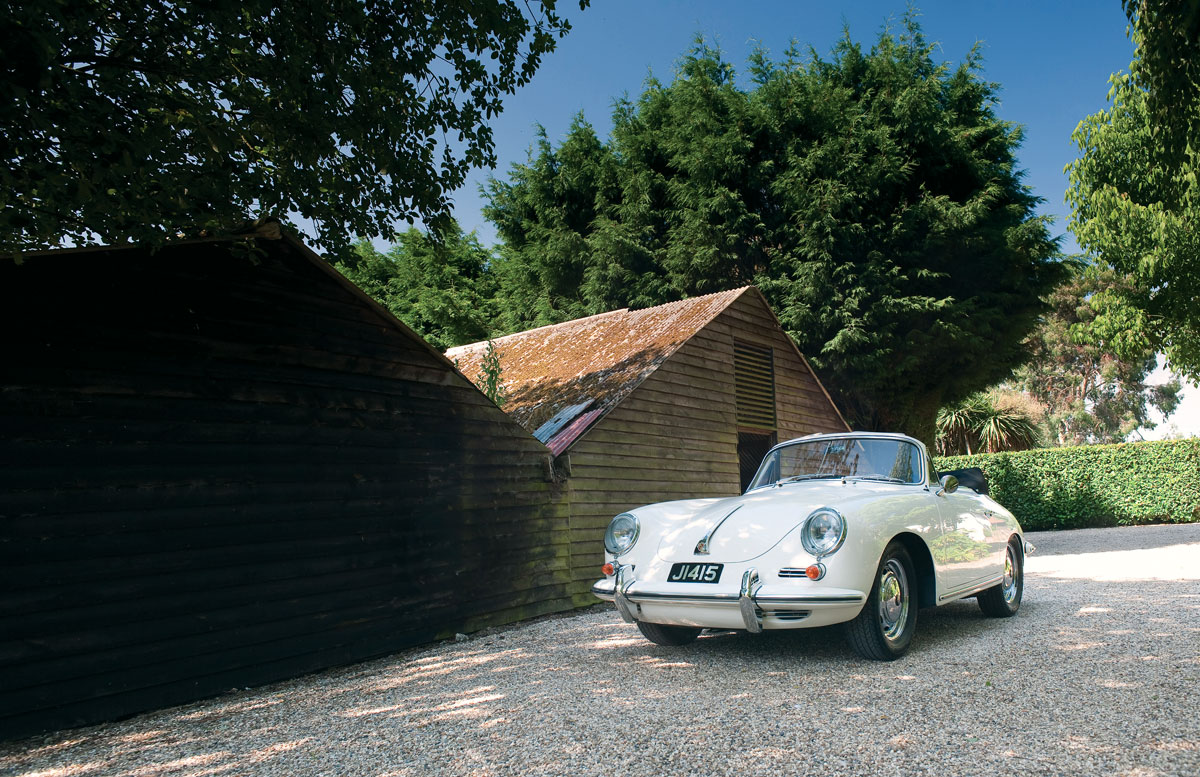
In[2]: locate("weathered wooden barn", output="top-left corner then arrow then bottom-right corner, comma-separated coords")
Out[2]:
0,226 -> 570,739
447,287 -> 849,604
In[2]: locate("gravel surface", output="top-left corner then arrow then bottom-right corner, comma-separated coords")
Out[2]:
3,523 -> 1198,777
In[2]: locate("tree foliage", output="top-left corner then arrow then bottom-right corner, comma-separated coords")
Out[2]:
485,18 -> 1063,443
1121,0 -> 1200,160
1065,1 -> 1200,378
0,0 -> 586,256
936,439 -> 1200,530
935,390 -> 1041,457
334,226 -> 497,350
1014,262 -> 1181,446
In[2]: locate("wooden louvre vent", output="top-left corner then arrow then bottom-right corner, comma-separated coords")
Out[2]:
734,340 -> 776,431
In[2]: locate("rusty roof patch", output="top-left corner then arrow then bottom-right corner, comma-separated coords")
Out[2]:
447,288 -> 750,450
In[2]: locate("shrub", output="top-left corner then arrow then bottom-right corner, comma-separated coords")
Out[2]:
935,439 -> 1200,531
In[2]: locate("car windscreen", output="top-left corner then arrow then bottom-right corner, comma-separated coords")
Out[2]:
747,438 -> 923,490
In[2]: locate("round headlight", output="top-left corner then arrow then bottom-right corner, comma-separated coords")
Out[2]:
604,513 -> 640,556
801,508 -> 846,558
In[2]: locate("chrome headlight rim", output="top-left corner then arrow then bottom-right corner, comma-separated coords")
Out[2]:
604,513 -> 640,557
800,507 -> 846,558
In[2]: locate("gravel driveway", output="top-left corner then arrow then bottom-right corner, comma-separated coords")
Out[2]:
4,523 -> 1198,777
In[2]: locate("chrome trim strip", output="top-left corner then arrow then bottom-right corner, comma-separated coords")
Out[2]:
694,504 -> 743,555
756,594 -> 862,604
625,591 -> 863,606
739,568 -> 763,633
630,591 -> 740,603
939,575 -> 1004,603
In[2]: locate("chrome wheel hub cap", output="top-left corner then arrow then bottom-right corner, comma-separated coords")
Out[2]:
878,559 -> 909,641
1001,547 -> 1018,603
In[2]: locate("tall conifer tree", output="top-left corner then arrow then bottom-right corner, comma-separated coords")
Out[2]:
484,16 -> 1062,443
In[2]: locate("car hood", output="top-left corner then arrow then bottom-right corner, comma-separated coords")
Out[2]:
647,480 -> 914,563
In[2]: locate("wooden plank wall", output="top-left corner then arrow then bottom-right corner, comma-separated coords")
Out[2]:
565,290 -> 848,602
0,239 -> 570,740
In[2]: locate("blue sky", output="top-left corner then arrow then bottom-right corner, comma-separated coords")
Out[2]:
422,0 -> 1197,437
449,0 -> 1134,253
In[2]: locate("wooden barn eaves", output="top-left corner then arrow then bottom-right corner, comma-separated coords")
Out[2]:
17,220 -> 501,417
446,288 -> 752,455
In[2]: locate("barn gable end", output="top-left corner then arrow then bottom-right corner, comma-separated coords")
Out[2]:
0,232 -> 570,739
450,287 -> 848,602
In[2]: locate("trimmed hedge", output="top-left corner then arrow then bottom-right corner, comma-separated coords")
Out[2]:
935,439 -> 1200,531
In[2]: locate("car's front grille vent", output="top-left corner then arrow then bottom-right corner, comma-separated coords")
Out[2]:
778,568 -> 807,578
755,608 -> 811,621
772,611 -> 811,621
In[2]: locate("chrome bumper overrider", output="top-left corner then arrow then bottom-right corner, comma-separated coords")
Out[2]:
592,565 -> 865,633
739,569 -> 762,634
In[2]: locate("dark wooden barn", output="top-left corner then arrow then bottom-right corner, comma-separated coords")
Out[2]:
0,226 -> 570,739
447,287 -> 849,604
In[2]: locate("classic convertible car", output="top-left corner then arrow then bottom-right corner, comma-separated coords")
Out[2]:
593,432 -> 1031,660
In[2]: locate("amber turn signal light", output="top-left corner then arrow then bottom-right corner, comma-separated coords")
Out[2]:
805,564 -> 824,580
602,562 -> 615,576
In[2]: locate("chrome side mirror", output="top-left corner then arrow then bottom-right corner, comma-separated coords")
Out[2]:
937,474 -> 959,496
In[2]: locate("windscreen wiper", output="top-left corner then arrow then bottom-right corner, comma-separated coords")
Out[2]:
778,472 -> 841,485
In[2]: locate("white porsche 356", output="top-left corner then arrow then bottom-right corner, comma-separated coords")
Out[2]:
593,432 -> 1031,660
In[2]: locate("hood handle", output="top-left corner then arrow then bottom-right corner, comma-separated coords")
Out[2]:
694,504 -> 743,555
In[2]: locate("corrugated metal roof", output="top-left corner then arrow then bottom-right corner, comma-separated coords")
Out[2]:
532,399 -> 595,443
446,287 -> 750,452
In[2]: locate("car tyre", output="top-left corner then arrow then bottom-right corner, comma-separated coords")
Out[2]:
846,541 -> 917,661
636,621 -> 701,646
978,538 -> 1023,617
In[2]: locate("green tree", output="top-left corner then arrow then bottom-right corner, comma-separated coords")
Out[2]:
485,42 -> 771,331
1120,0 -> 1200,160
1065,1 -> 1200,378
1014,262 -> 1181,446
1,0 -> 587,256
335,225 -> 497,350
754,26 -> 1061,442
485,115 -> 626,332
484,18 -> 1063,444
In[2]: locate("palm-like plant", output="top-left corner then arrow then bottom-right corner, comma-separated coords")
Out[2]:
936,395 -> 987,456
936,390 -> 1042,456
975,409 -> 1039,453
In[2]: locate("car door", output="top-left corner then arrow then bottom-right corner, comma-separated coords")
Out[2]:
932,487 -> 1001,600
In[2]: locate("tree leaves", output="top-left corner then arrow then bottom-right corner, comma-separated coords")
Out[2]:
1065,3 -> 1200,379
333,226 -> 497,350
0,0 -> 589,255
935,390 -> 1041,457
1014,262 -> 1182,446
935,439 -> 1200,530
482,14 -> 1062,444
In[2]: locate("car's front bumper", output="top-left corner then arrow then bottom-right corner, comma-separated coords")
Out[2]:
592,566 -> 867,632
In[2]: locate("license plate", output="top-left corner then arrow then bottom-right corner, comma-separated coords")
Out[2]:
667,562 -> 723,583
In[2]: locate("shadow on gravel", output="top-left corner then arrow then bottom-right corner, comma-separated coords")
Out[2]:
3,526 -> 1199,777
613,596 -> 1029,664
